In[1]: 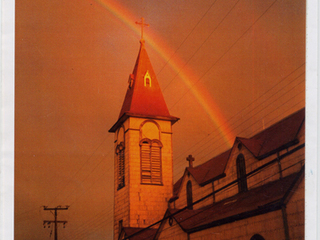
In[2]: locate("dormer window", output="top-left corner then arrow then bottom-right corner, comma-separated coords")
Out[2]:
144,71 -> 152,87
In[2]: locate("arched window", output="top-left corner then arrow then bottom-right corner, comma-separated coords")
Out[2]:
116,142 -> 125,190
187,181 -> 193,209
250,234 -> 265,240
140,139 -> 162,184
144,71 -> 152,87
236,154 -> 248,192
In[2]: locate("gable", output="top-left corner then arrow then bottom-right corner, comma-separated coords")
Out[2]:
223,108 -> 305,185
170,169 -> 199,205
223,138 -> 255,182
170,150 -> 230,203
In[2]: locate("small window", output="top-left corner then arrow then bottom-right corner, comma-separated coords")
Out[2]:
187,181 -> 193,209
250,234 -> 265,240
146,78 -> 150,86
236,154 -> 248,192
144,71 -> 152,87
116,142 -> 125,190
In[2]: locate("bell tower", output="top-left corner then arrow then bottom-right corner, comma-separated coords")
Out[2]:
109,19 -> 179,240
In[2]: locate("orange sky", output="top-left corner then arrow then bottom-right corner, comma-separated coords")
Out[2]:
14,0 -> 305,239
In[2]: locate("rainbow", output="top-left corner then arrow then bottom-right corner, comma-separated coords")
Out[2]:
93,0 -> 234,147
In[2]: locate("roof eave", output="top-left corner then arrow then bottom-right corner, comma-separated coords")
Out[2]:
186,167 -> 305,234
109,112 -> 180,133
257,139 -> 300,160
199,173 -> 226,187
186,200 -> 283,234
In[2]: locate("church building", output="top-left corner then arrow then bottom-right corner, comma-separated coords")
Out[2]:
109,29 -> 305,240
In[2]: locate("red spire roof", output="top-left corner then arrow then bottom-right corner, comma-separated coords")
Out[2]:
109,41 -> 179,132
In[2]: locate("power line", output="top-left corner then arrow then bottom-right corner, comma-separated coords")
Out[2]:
173,96 -> 305,180
142,158 -> 304,240
172,68 -> 304,167
67,207 -> 113,240
43,206 -> 69,240
61,151 -> 113,205
48,133 -> 112,206
124,143 -> 304,239
162,0 -> 241,92
156,0 -> 219,76
193,77 -> 305,163
167,0 -> 279,110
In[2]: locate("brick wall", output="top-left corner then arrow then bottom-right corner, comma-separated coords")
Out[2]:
286,177 -> 304,240
164,121 -> 305,240
113,117 -> 175,239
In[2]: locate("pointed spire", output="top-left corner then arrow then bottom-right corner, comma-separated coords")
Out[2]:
109,29 -> 179,132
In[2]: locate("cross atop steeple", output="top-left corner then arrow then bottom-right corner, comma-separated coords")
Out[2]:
186,155 -> 195,168
109,22 -> 179,133
135,17 -> 149,42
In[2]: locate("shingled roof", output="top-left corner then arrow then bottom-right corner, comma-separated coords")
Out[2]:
171,108 -> 304,201
237,108 -> 305,159
167,169 -> 303,233
109,41 -> 179,132
170,149 -> 230,202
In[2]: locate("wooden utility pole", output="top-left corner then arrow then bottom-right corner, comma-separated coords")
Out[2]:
43,206 -> 69,240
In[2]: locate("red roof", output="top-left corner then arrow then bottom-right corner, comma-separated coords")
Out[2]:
188,149 -> 231,186
110,42 -> 178,132
170,150 -> 230,202
171,108 -> 304,201
121,227 -> 157,240
238,108 -> 305,159
169,170 -> 303,233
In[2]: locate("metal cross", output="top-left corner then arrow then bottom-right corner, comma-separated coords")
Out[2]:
135,17 -> 149,41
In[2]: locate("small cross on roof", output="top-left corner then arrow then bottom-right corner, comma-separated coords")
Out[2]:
186,155 -> 195,168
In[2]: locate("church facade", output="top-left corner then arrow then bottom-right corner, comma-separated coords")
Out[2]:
109,38 -> 305,240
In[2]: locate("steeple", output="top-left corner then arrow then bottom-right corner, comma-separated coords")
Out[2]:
110,22 -> 179,239
109,39 -> 179,132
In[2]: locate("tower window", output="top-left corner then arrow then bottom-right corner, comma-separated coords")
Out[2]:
116,142 -> 125,190
186,180 -> 193,209
144,71 -> 152,87
236,154 -> 248,192
140,139 -> 162,184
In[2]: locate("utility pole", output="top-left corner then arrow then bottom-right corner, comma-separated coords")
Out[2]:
43,206 -> 69,240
